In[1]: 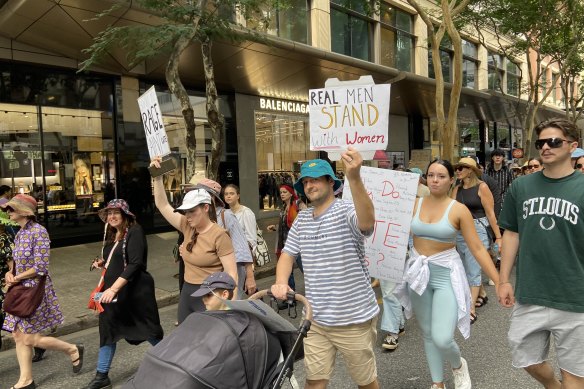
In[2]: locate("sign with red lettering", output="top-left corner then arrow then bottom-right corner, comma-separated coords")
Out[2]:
309,77 -> 390,160
342,166 -> 418,282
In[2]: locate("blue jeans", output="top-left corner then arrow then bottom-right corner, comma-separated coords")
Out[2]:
380,280 -> 405,334
288,255 -> 303,291
456,217 -> 489,287
97,338 -> 160,373
409,263 -> 461,383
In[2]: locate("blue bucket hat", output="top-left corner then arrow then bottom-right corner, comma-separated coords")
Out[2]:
571,148 -> 584,159
293,159 -> 342,197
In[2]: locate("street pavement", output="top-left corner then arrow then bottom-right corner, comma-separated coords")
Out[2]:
0,219 -> 551,389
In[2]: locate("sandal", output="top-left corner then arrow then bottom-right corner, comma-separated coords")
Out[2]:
470,312 -> 478,324
475,295 -> 489,308
71,343 -> 84,374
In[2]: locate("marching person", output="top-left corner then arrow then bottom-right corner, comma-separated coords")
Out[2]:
1,194 -> 83,389
271,147 -> 380,389
150,157 -> 237,323
498,119 -> 584,388
396,159 -> 500,389
84,199 -> 163,389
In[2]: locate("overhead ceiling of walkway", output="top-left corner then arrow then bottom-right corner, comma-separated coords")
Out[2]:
0,0 -> 567,123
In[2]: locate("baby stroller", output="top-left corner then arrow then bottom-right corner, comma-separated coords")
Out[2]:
124,290 -> 311,389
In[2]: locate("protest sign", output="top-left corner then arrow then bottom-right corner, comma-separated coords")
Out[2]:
342,166 -> 418,283
137,86 -> 171,159
309,76 -> 390,161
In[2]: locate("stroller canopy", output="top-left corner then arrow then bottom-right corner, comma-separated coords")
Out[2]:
125,310 -> 279,389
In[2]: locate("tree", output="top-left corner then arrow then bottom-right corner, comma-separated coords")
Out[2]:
465,0 -> 584,156
405,0 -> 474,161
80,0 -> 281,180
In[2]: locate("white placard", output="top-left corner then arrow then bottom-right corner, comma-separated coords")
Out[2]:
342,166 -> 418,282
309,82 -> 390,157
137,86 -> 171,159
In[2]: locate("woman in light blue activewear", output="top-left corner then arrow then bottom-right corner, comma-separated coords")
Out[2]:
396,159 -> 500,389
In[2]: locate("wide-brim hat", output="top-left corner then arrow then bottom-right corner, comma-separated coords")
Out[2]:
191,272 -> 236,297
185,177 -> 225,207
174,188 -> 212,213
293,159 -> 342,197
0,194 -> 37,219
455,157 -> 482,176
98,199 -> 135,223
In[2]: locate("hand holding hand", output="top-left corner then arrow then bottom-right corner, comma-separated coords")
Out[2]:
497,282 -> 515,308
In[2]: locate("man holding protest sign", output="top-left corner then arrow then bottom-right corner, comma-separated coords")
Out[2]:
271,147 -> 379,389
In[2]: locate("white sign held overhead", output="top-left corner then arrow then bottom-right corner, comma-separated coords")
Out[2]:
309,76 -> 390,161
137,86 -> 171,159
343,166 -> 418,283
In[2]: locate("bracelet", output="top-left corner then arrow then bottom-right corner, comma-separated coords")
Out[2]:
499,281 -> 511,285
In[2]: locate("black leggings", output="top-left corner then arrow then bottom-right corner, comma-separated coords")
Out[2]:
177,282 -> 205,324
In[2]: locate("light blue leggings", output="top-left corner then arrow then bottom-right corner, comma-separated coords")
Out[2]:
97,338 -> 160,373
409,263 -> 462,383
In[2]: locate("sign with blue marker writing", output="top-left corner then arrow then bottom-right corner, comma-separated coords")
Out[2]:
137,86 -> 171,159
309,77 -> 390,160
343,166 -> 418,283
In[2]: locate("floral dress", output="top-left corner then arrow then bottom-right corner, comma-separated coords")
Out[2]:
2,221 -> 64,333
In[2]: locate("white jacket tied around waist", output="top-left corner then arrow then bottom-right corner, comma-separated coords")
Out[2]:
395,247 -> 472,339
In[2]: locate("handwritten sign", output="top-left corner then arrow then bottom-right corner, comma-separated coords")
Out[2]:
309,81 -> 390,156
137,86 -> 171,159
343,166 -> 418,282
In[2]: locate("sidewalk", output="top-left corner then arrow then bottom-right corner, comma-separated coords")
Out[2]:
0,217 -> 280,351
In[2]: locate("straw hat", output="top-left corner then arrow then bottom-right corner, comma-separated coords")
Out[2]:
455,157 -> 482,176
97,199 -> 136,223
0,194 -> 37,219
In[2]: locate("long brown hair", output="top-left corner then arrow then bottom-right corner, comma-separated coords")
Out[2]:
185,202 -> 217,252
105,213 -> 135,244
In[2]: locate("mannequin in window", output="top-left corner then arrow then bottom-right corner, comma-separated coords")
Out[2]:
74,158 -> 93,195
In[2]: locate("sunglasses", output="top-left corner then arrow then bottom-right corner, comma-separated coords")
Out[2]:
527,164 -> 540,169
534,138 -> 573,150
576,164 -> 583,169
455,166 -> 468,172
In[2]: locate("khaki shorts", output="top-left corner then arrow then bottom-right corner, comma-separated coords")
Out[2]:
508,303 -> 584,377
303,316 -> 378,385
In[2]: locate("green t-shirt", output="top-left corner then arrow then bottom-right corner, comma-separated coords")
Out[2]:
498,170 -> 584,313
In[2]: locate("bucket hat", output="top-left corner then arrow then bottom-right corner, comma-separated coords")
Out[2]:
187,177 -> 225,207
571,148 -> 584,159
0,194 -> 37,219
455,157 -> 483,176
293,159 -> 342,197
191,272 -> 236,297
174,188 -> 212,213
98,199 -> 136,223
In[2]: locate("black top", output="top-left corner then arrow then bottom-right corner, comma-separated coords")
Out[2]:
99,224 -> 163,346
456,184 -> 486,219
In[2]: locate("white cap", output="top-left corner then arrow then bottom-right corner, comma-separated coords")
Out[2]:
174,189 -> 212,212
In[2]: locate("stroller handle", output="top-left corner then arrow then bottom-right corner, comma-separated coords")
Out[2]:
249,289 -> 313,321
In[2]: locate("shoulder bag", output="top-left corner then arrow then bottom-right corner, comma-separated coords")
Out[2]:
254,225 -> 271,267
3,268 -> 47,318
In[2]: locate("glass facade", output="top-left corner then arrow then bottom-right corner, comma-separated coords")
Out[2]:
488,51 -> 504,91
462,40 -> 478,88
380,4 -> 414,71
246,0 -> 309,44
330,3 -> 371,61
506,61 -> 520,96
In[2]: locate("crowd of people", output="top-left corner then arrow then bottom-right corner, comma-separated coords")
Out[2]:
1,118 -> 583,389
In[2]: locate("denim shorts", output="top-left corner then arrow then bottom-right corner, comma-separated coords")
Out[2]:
456,217 -> 489,287
508,303 -> 584,377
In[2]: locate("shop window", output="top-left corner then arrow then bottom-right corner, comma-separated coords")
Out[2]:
380,4 -> 414,71
506,61 -> 520,96
246,0 -> 308,44
428,48 -> 452,83
462,39 -> 478,88
330,4 -> 371,61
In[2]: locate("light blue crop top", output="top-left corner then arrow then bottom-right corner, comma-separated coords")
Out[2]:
411,198 -> 458,244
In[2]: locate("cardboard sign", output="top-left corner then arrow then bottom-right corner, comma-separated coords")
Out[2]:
309,77 -> 390,160
137,86 -> 171,159
342,166 -> 418,283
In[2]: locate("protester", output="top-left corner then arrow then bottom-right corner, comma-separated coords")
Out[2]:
510,163 -> 522,178
223,184 -> 258,253
1,194 -> 83,389
191,272 -> 236,311
83,199 -> 164,389
498,118 -> 584,388
396,159 -> 500,389
271,148 -> 380,389
267,184 -> 306,298
570,147 -> 584,168
525,158 -> 543,174
452,157 -> 502,324
0,184 -> 12,200
575,155 -> 584,174
485,149 -> 514,206
150,157 -> 237,323
188,178 -> 256,297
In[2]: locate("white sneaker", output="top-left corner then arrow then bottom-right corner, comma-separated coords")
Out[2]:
382,334 -> 398,350
452,357 -> 472,389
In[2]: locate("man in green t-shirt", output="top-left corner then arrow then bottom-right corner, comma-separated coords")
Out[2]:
498,118 -> 584,389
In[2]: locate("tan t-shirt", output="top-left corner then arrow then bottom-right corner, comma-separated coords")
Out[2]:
180,221 -> 234,284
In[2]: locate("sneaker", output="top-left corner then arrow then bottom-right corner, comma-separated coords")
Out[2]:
382,334 -> 398,350
452,357 -> 471,389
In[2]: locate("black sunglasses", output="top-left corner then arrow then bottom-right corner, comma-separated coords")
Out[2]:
527,164 -> 540,169
455,166 -> 468,172
576,164 -> 583,169
534,138 -> 573,150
